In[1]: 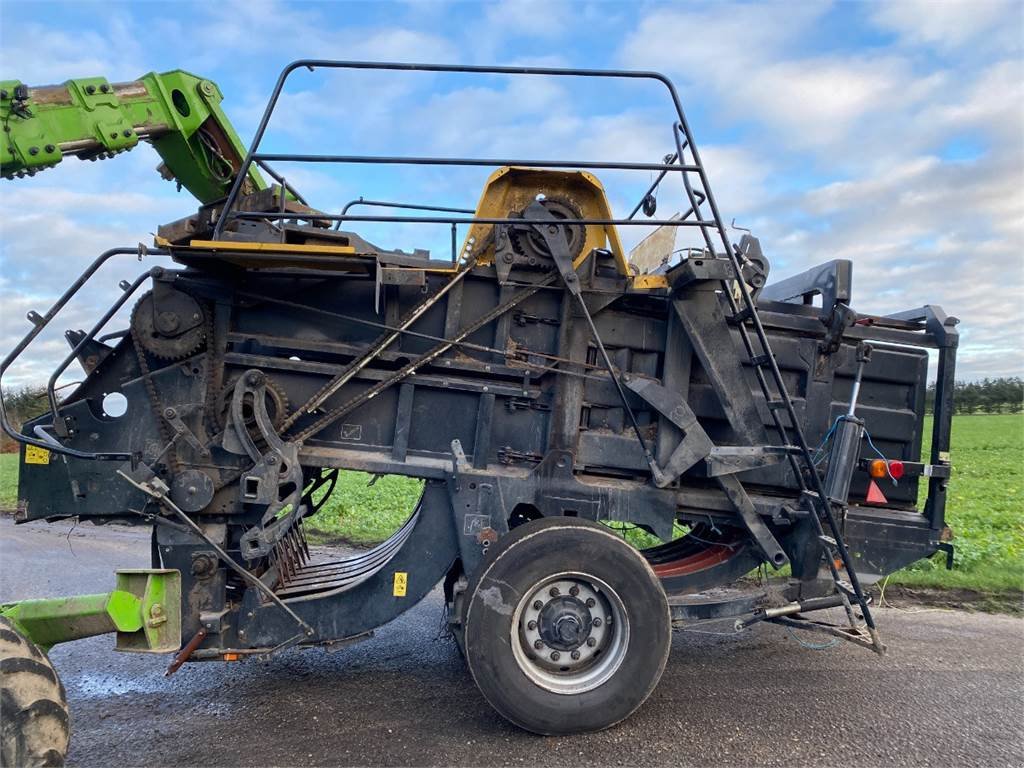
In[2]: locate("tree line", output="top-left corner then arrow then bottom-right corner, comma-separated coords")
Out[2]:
925,377 -> 1023,415
0,385 -> 49,453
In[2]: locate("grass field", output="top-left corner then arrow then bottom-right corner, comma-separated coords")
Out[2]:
1,414 -> 1020,596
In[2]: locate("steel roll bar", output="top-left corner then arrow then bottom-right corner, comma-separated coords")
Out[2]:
0,246 -> 169,460
211,60 -> 732,241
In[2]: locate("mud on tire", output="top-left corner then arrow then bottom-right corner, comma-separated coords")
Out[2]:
0,617 -> 69,768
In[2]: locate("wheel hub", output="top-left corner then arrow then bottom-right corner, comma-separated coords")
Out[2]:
513,574 -> 628,694
538,596 -> 592,651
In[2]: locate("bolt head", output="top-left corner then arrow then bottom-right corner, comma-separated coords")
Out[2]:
569,585 -> 579,597
549,587 -> 560,597
527,620 -> 537,630
550,651 -> 560,661
533,639 -> 543,650
571,650 -> 581,660
587,637 -> 597,647
593,618 -> 602,627
533,600 -> 543,610
586,597 -> 596,608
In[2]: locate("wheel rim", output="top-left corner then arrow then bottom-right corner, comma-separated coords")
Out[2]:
510,572 -> 629,695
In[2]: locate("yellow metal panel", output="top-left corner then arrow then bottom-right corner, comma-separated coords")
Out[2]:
187,240 -> 356,255
462,166 -> 630,276
629,274 -> 670,290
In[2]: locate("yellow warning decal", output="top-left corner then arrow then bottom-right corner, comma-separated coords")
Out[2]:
393,571 -> 408,597
24,445 -> 50,465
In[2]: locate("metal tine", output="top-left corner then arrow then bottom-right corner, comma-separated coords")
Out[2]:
282,530 -> 297,581
297,519 -> 311,562
279,537 -> 294,584
288,526 -> 305,572
288,525 -> 303,570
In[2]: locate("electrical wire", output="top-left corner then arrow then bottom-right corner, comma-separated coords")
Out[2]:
863,428 -> 897,484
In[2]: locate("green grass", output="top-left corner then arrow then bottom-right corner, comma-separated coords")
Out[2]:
1,414 -> 1020,597
304,471 -> 422,547
887,413 -> 1024,595
0,455 -> 16,510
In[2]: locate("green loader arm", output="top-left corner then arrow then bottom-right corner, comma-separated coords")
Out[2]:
0,70 -> 266,204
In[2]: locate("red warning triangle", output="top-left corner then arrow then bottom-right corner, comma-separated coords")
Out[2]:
866,479 -> 888,504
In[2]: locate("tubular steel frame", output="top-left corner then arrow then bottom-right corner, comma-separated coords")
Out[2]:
209,59 -> 884,643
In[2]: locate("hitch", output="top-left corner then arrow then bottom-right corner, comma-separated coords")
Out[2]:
0,569 -> 181,653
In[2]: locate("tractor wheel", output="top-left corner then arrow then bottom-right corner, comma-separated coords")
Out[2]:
0,617 -> 69,767
462,517 -> 671,735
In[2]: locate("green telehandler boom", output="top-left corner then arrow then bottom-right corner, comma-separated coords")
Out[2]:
0,70 -> 266,203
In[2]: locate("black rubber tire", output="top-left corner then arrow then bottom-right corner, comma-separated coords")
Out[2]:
0,617 -> 69,768
462,517 -> 671,735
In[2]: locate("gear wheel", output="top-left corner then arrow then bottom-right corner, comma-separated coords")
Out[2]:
214,373 -> 290,433
509,196 -> 586,262
130,291 -> 207,361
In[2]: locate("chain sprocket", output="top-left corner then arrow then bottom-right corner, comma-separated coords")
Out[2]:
509,196 -> 586,262
130,291 -> 207,361
215,373 -> 290,433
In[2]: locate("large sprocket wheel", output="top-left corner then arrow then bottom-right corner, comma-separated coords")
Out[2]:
130,291 -> 207,361
0,617 -> 69,768
510,196 -> 586,262
461,516 -> 670,735
214,374 -> 290,433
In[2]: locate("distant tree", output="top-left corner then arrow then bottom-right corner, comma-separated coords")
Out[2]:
0,385 -> 49,453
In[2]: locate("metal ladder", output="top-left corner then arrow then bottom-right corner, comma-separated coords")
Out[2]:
666,121 -> 883,652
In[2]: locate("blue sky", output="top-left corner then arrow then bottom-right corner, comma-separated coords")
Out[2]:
1,0 -> 1022,385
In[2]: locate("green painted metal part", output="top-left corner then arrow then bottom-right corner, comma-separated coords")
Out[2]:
0,569 -> 181,654
0,70 -> 265,204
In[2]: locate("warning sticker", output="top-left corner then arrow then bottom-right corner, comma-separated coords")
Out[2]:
393,571 -> 408,597
24,445 -> 50,465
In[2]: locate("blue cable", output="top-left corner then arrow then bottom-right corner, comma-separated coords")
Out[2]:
863,428 -> 897,484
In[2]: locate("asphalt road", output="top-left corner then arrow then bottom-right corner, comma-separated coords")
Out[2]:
1,517 -> 1022,767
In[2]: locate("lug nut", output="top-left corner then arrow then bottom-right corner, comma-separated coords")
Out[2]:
533,600 -> 543,610
549,587 -> 560,597
586,598 -> 596,608
587,637 -> 597,647
569,585 -> 579,596
593,618 -> 602,627
550,651 -> 560,661
533,639 -> 543,650
571,650 -> 581,660
527,620 -> 537,630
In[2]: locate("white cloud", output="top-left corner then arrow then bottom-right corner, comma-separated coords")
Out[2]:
1,0 -> 1021,386
870,0 -> 1022,52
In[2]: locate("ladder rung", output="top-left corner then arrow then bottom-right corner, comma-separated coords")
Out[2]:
766,399 -> 787,410
750,354 -> 773,367
819,535 -> 837,548
729,306 -> 755,324
835,579 -> 857,597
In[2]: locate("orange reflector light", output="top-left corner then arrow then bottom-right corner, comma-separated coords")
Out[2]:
222,653 -> 240,662
888,460 -> 905,479
869,459 -> 888,478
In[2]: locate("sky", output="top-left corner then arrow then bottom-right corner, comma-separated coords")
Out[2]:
0,0 -> 1022,387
